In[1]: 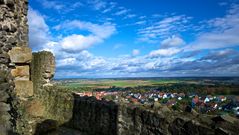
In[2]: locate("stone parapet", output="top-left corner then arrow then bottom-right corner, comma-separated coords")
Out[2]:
14,80 -> 33,98
8,47 -> 32,63
0,0 -> 29,134
31,51 -> 55,94
11,65 -> 30,80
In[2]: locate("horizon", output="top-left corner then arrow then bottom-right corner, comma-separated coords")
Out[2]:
54,76 -> 239,80
29,0 -> 239,78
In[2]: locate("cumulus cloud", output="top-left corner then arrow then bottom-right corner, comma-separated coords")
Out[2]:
60,35 -> 102,52
55,48 -> 239,78
53,20 -> 116,52
28,3 -> 239,78
28,8 -> 50,51
185,4 -> 239,51
161,36 -> 185,48
149,48 -> 181,57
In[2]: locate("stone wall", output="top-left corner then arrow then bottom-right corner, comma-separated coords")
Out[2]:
67,96 -> 118,135
0,0 -> 29,134
63,96 -> 239,135
31,51 -> 55,94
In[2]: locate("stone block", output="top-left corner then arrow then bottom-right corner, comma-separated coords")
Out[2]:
0,83 -> 9,92
26,100 -> 45,117
0,53 -> 10,64
8,47 -> 32,63
14,80 -> 33,97
5,0 -> 14,7
0,91 -> 9,102
0,103 -> 10,112
11,65 -> 29,80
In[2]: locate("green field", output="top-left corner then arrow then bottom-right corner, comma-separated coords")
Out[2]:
55,77 -> 239,95
56,78 -> 188,90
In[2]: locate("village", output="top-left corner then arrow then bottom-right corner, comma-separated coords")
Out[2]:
76,90 -> 239,118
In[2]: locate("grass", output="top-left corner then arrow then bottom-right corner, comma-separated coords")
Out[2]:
58,79 -> 154,89
57,78 -> 201,90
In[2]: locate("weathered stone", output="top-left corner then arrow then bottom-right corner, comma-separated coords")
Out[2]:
5,0 -> 14,7
152,102 -> 162,109
215,128 -> 230,135
0,103 -> 10,112
10,23 -> 17,32
2,25 -> 9,32
2,46 -> 10,52
0,91 -> 9,102
0,124 -> 8,135
4,44 -> 12,50
31,51 -> 55,93
14,80 -> 33,97
0,83 -> 9,91
26,100 -> 45,117
42,73 -> 52,79
1,0 -> 30,133
0,53 -> 9,64
161,106 -> 171,113
11,65 -> 29,80
34,119 -> 58,134
212,115 -> 239,124
0,113 -> 11,122
0,77 -> 6,83
7,37 -> 15,44
8,47 -> 32,63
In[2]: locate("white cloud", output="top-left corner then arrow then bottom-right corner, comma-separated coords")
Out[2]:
132,49 -> 140,56
161,36 -> 185,48
139,16 -> 146,19
53,20 -> 116,52
102,2 -> 117,13
38,0 -> 84,13
57,57 -> 77,67
124,14 -> 137,19
149,48 -> 181,57
40,0 -> 64,10
28,3 -> 239,78
135,20 -> 146,25
138,15 -> 192,43
115,9 -> 129,15
88,0 -> 106,10
60,34 -> 102,52
28,8 -> 50,51
54,20 -> 116,39
185,4 -> 239,51
72,2 -> 84,8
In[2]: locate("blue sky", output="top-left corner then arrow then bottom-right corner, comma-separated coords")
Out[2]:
28,0 -> 239,78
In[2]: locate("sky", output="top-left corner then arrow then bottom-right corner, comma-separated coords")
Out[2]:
28,0 -> 239,78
